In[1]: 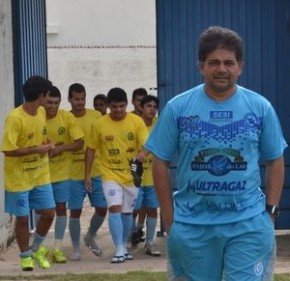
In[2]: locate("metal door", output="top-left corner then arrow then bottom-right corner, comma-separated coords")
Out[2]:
156,0 -> 290,228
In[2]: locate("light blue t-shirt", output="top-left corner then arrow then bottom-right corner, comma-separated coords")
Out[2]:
145,84 -> 287,225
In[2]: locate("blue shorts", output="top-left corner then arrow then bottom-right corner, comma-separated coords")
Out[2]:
5,184 -> 56,216
168,212 -> 274,281
134,186 -> 159,210
52,180 -> 71,203
68,176 -> 107,210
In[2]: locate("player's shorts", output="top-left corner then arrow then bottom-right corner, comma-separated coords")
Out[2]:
134,185 -> 159,210
52,180 -> 71,203
5,183 -> 56,216
167,211 -> 274,281
68,176 -> 107,210
103,180 -> 139,213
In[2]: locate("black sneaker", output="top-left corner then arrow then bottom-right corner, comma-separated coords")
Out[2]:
131,228 -> 145,247
137,228 -> 146,242
131,231 -> 140,247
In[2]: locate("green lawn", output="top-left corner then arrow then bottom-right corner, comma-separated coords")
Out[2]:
0,272 -> 289,281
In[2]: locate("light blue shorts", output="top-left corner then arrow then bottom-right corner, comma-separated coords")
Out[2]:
5,184 -> 56,216
168,212 -> 274,281
68,176 -> 107,210
134,186 -> 160,210
52,180 -> 71,203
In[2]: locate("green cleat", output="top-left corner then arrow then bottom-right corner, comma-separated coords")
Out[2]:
32,246 -> 51,269
52,249 -> 67,263
21,256 -> 34,271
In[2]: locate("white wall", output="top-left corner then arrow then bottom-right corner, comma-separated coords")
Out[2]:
46,0 -> 157,110
0,0 -> 17,253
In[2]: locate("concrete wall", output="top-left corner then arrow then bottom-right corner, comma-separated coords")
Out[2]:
0,0 -> 17,254
46,0 -> 157,110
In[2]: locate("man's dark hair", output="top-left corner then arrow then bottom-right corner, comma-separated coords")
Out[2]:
68,83 -> 86,99
132,88 -> 148,100
49,85 -> 61,98
22,75 -> 52,102
140,95 -> 159,108
107,88 -> 128,104
198,26 -> 244,62
94,94 -> 107,104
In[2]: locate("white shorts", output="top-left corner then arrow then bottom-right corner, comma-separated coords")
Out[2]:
103,181 -> 139,213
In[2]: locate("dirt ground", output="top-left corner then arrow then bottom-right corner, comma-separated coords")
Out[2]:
0,199 -> 290,276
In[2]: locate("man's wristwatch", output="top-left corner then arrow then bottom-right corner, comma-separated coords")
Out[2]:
266,204 -> 280,219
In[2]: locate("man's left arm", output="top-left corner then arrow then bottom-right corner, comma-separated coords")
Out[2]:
265,156 -> 285,206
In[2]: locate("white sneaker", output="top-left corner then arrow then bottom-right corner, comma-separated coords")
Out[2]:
84,233 -> 102,256
144,243 -> 161,257
70,249 -> 81,261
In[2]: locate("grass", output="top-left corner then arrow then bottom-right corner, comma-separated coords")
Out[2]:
0,272 -> 289,281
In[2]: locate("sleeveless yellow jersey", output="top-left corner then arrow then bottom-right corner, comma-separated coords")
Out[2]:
46,109 -> 84,183
88,112 -> 149,186
70,109 -> 101,180
1,106 -> 50,192
142,118 -> 158,186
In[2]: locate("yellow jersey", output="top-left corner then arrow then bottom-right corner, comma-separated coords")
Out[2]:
1,106 -> 50,191
46,109 -> 84,183
88,112 -> 149,186
70,109 -> 101,180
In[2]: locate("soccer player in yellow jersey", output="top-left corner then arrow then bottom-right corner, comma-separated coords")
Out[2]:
93,94 -> 108,115
132,95 -> 161,256
44,86 -> 84,263
131,87 -> 148,116
1,76 -> 55,271
67,83 -> 107,261
85,87 -> 149,263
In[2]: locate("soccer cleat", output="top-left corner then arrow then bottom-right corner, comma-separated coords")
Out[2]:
70,249 -> 81,261
32,246 -> 51,269
131,228 -> 146,247
21,256 -> 34,271
52,249 -> 67,263
84,233 -> 102,256
129,159 -> 143,187
144,243 -> 161,257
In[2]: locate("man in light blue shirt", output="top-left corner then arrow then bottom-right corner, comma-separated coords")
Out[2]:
145,26 -> 287,281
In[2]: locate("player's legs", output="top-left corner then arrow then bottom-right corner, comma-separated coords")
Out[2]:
121,185 -> 139,259
29,184 -> 55,269
68,180 -> 86,260
51,180 -> 70,262
85,176 -> 107,256
5,191 -> 32,260
103,181 -> 138,263
131,187 -> 145,247
142,186 -> 161,256
103,181 -> 125,262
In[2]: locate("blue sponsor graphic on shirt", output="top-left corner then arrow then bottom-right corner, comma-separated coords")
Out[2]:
192,155 -> 247,176
178,113 -> 262,144
186,180 -> 246,194
210,110 -> 233,122
192,148 -> 247,176
175,198 -> 246,215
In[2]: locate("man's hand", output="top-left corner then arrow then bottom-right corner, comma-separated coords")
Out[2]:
85,177 -> 92,193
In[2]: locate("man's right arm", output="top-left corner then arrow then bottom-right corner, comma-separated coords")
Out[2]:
152,155 -> 173,233
3,143 -> 54,157
84,147 -> 95,192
